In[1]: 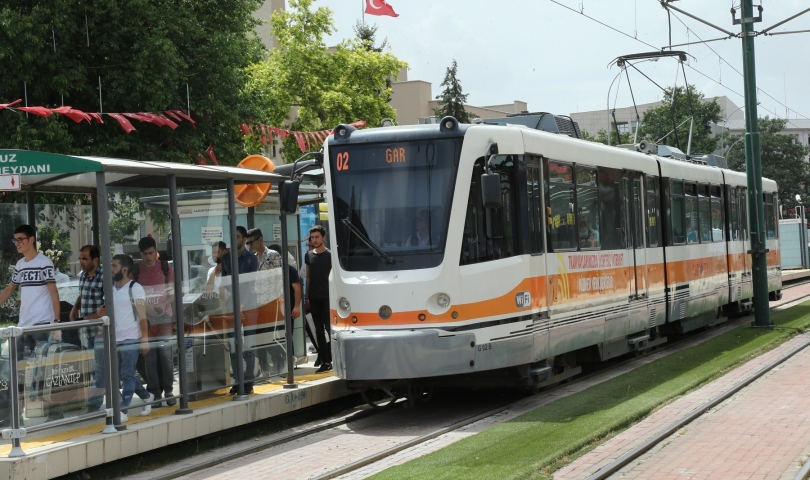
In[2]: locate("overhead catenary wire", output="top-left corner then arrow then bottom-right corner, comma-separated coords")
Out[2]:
548,0 -> 809,121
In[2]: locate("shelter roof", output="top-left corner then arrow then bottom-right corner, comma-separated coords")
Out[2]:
0,149 -> 287,193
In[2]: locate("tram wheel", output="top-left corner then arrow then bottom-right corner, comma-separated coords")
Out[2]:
361,388 -> 399,409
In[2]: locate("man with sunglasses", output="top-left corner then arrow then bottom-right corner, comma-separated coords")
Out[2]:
0,225 -> 61,396
247,229 -> 283,376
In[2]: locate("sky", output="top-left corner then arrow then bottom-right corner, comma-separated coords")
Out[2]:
313,0 -> 810,122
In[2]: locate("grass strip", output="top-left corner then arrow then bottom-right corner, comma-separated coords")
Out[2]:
371,301 -> 810,480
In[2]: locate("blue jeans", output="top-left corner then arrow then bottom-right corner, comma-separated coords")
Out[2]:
117,340 -> 150,413
88,335 -> 106,409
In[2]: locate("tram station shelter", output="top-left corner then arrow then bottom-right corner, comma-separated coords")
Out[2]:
0,149 -> 306,458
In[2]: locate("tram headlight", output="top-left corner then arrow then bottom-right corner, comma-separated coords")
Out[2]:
338,297 -> 351,313
437,293 -> 451,308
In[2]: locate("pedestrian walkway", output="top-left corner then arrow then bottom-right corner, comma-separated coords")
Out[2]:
555,336 -> 810,479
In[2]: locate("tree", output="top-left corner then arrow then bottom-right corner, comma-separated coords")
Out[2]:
726,117 -> 810,206
433,60 -> 474,123
353,21 -> 388,53
638,85 -> 722,154
109,197 -> 141,246
244,0 -> 407,161
0,0 -> 265,165
582,129 -> 633,146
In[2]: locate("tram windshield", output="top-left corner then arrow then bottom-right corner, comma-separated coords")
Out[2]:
329,137 -> 462,271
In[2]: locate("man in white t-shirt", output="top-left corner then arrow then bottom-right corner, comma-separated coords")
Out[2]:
0,225 -> 60,366
97,254 -> 154,422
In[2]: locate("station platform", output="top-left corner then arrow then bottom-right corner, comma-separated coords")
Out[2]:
0,363 -> 348,480
782,268 -> 810,283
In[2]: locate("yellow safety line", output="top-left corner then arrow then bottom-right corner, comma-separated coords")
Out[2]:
0,371 -> 335,456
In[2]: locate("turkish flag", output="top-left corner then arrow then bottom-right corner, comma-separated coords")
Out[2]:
365,0 -> 398,17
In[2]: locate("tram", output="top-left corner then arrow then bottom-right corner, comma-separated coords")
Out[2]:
323,115 -> 781,390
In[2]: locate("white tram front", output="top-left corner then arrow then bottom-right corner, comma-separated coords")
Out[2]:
323,115 -> 781,389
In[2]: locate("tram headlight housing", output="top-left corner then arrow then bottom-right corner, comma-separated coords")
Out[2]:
437,293 -> 451,308
338,297 -> 351,313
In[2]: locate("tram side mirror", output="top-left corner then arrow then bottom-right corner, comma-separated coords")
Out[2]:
481,173 -> 502,209
280,180 -> 300,214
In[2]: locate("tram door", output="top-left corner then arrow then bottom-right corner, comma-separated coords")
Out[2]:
624,171 -> 648,299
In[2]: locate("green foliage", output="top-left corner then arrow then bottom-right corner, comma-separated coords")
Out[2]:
372,302 -> 810,480
727,117 -> 810,206
581,128 -> 633,146
35,224 -> 72,271
109,196 -> 141,246
244,0 -> 406,162
638,85 -> 722,154
433,59 -> 474,123
0,0 -> 265,165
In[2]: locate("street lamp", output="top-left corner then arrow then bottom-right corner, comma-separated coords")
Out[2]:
797,194 -> 807,269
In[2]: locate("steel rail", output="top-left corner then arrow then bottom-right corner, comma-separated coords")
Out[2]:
585,335 -> 810,480
148,407 -> 381,480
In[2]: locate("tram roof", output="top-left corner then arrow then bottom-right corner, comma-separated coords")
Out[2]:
0,149 -> 287,193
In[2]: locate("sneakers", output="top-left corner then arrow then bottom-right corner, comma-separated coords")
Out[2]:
228,386 -> 238,395
140,393 -> 155,416
166,396 -> 177,407
314,358 -> 322,368
119,412 -> 129,423
315,363 -> 332,373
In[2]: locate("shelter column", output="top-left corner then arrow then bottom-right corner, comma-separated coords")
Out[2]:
227,179 -> 248,401
96,172 -> 125,430
26,191 -> 35,226
168,175 -> 193,414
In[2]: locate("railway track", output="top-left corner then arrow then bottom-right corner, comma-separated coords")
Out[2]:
135,281 -> 810,480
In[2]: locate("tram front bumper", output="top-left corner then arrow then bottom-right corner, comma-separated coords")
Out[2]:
332,328 -> 476,381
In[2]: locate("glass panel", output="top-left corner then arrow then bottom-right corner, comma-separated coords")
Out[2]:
576,166 -> 597,187
526,164 -> 543,254
711,199 -> 724,241
699,197 -> 712,242
647,192 -> 659,247
686,197 -> 699,244
633,176 -> 644,248
672,196 -> 686,244
671,179 -> 684,196
699,184 -> 710,197
765,196 -> 777,239
550,184 -> 576,250
549,162 -> 573,183
730,189 -> 739,241
740,188 -> 749,240
329,138 -> 462,271
577,187 -> 600,249
685,182 -> 696,197
711,185 -> 721,197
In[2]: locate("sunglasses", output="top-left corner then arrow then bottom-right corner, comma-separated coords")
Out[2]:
246,238 -> 260,245
11,236 -> 29,245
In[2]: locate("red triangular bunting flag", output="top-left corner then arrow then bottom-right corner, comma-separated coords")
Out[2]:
88,112 -> 104,124
365,0 -> 398,17
122,112 -> 152,123
52,106 -> 92,124
139,112 -> 167,127
240,123 -> 252,136
170,110 -> 196,128
259,124 -> 268,146
18,106 -> 53,117
107,114 -> 136,133
0,99 -> 22,111
158,114 -> 178,130
293,132 -> 306,152
197,153 -> 207,165
164,110 -> 183,123
206,143 -> 219,165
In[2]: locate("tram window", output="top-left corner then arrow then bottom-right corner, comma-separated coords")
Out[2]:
598,167 -> 623,250
460,156 -> 520,265
685,182 -> 696,196
729,188 -> 739,241
711,185 -> 722,198
548,162 -> 576,250
525,161 -> 544,254
686,197 -> 699,244
764,193 -> 777,239
646,175 -> 660,247
699,197 -> 711,242
699,184 -> 710,197
671,179 -> 686,244
576,166 -> 600,250
711,198 -> 724,241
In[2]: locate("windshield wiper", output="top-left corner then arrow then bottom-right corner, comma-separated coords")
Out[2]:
341,218 -> 396,264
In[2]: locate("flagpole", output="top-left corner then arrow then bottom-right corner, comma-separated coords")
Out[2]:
362,0 -> 365,24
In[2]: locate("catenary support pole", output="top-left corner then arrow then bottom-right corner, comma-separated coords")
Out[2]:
226,179 -> 248,401
168,175 -> 193,413
91,192 -> 100,247
740,0 -> 771,327
96,172 -> 126,428
7,329 -> 25,457
280,195 -> 297,389
26,191 -> 35,227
